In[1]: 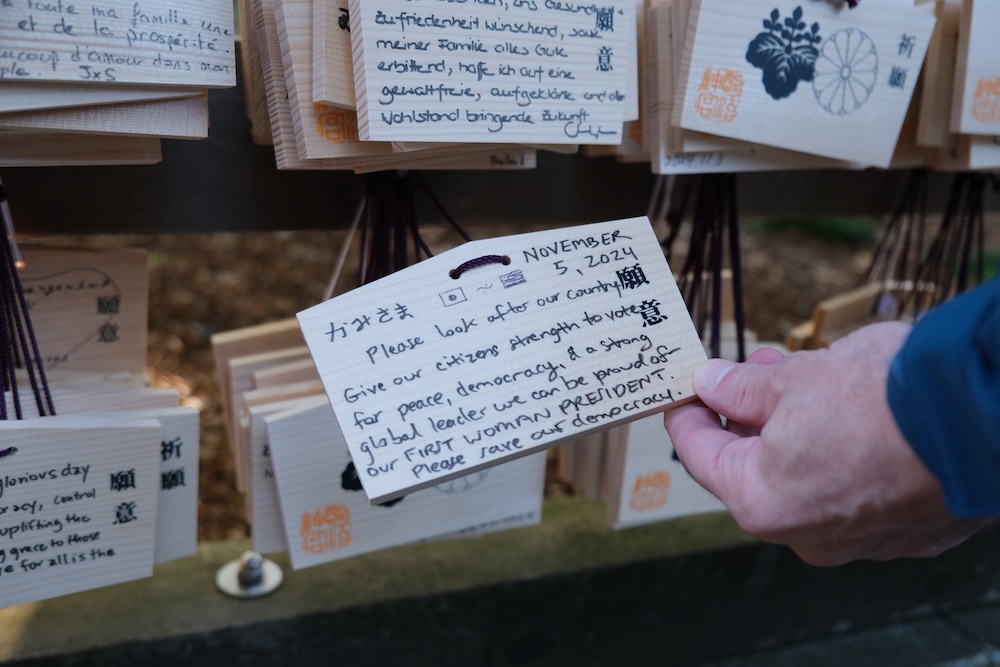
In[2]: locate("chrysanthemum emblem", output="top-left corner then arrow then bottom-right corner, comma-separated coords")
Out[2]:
813,28 -> 879,115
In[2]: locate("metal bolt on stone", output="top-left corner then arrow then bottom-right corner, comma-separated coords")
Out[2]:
216,550 -> 284,599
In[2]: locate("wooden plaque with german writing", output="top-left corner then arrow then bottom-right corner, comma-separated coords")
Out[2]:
297,217 -> 706,504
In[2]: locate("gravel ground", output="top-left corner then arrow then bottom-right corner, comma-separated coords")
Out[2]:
24,212 -> 995,542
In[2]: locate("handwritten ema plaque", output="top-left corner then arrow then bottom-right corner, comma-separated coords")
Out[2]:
0,0 -> 235,87
297,217 -> 707,504
0,416 -> 161,608
349,0 -> 633,144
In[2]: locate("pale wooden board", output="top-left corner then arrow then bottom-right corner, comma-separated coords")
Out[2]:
389,141 -> 575,155
623,0 -> 640,123
0,93 -> 208,138
0,81 -> 201,113
251,358 -> 319,389
608,413 -> 723,529
0,416 -> 161,608
6,384 -> 179,419
569,432 -> 608,501
209,317 -> 305,492
0,132 -> 160,165
649,2 -> 854,173
889,72 -> 934,169
297,217 -> 707,503
225,344 -> 310,495
350,0 -> 632,144
950,0 -> 1000,135
252,0 -> 537,169
254,0 -> 358,168
313,0 -> 355,109
676,0 -> 936,168
253,0 -> 335,169
247,395 -> 321,554
650,2 -> 677,162
668,0 -> 748,156
238,0 -> 276,145
935,133 -> 1000,171
806,283 -> 891,349
641,0 -> 661,155
966,134 -> 1000,169
243,379 -> 324,407
18,245 -> 148,374
0,0 -> 235,87
917,0 -> 962,148
18,368 -> 147,389
352,147 -> 537,172
656,145 -> 860,174
90,407 -> 201,564
266,396 -> 545,569
274,0 -> 394,160
614,0 -> 645,160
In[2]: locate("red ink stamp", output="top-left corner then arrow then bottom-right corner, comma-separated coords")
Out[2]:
972,76 -> 1000,124
315,105 -> 360,142
694,67 -> 744,123
300,504 -> 352,553
628,470 -> 671,512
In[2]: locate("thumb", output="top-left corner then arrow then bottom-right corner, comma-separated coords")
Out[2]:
694,358 -> 781,427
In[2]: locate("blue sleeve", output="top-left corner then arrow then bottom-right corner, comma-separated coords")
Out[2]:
887,277 -> 1000,518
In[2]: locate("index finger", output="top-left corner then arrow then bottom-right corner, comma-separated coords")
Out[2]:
663,401 -> 753,507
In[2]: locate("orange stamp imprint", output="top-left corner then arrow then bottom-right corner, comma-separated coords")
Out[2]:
694,67 -> 744,123
972,77 -> 1000,124
629,471 -> 671,512
300,504 -> 352,554
315,105 -> 360,142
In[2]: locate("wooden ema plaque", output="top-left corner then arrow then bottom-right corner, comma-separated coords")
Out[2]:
298,217 -> 707,504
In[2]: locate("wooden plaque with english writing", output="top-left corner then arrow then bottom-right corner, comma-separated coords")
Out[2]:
297,217 -> 706,504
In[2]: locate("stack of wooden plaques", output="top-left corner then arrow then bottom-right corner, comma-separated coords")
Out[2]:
628,0 -> 997,174
0,0 -> 237,166
240,0 -> 998,174
0,245 -> 199,608
238,0 -> 640,170
211,317 -> 547,570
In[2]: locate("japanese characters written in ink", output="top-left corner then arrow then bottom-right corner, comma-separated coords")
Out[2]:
298,217 -> 706,503
18,246 -> 149,374
349,0 -> 633,143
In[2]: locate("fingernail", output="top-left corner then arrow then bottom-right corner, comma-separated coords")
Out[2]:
695,359 -> 736,392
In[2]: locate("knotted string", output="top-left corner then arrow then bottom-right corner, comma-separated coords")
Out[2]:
449,255 -> 510,279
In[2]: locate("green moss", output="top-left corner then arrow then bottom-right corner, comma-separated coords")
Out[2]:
746,217 -> 880,249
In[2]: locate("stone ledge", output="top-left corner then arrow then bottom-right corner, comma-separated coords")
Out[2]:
3,497 -> 999,666
0,496 -> 750,662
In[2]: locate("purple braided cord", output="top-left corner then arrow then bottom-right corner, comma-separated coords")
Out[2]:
6,234 -> 55,416
450,255 -> 510,278
0,298 -> 11,420
0,249 -> 22,419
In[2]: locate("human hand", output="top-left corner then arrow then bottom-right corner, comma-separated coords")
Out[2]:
664,321 -> 991,566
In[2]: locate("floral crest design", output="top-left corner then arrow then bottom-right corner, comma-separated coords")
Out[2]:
812,28 -> 878,115
746,6 -> 822,100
